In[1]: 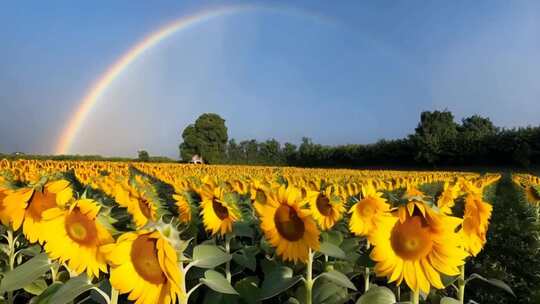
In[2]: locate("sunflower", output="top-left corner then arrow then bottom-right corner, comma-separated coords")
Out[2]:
255,185 -> 320,263
41,199 -> 113,278
307,187 -> 345,230
102,230 -> 185,304
114,182 -> 158,228
172,192 -> 194,224
436,182 -> 460,215
461,193 -> 492,256
1,180 -> 73,243
349,183 -> 390,236
250,179 -> 271,205
525,185 -> 540,205
369,204 -> 467,294
199,183 -> 240,236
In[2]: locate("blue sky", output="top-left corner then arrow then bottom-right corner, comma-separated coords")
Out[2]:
1,1 -> 539,158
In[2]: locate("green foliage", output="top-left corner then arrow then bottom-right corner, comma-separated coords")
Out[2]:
179,113 -> 228,163
466,175 -> 540,303
137,150 -> 150,162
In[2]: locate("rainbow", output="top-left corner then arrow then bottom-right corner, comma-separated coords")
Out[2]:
55,5 -> 332,155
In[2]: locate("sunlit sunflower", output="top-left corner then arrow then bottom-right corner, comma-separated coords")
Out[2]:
199,183 -> 240,236
172,192 -> 194,224
250,179 -> 271,205
114,182 -> 158,228
102,230 -> 185,304
525,185 -> 540,205
41,199 -> 113,278
369,204 -> 467,294
2,180 -> 73,243
349,183 -> 390,236
461,193 -> 492,256
437,182 -> 460,215
255,185 -> 320,263
307,187 -> 345,230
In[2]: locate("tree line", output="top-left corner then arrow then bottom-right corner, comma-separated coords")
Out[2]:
180,111 -> 540,168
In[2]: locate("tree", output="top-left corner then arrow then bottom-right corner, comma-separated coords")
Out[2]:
179,113 -> 228,163
410,110 -> 459,165
137,150 -> 150,162
460,115 -> 498,138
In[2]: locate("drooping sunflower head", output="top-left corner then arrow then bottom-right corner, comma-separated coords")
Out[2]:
199,184 -> 240,236
437,182 -> 460,215
461,193 -> 492,256
307,189 -> 345,230
369,203 -> 467,294
172,192 -> 195,224
257,185 -> 320,263
349,183 -> 389,236
41,199 -> 113,278
103,230 -> 185,304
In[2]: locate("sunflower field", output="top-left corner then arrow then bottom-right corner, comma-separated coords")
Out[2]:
0,159 -> 538,304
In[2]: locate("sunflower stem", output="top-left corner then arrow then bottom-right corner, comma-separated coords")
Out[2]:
305,249 -> 314,304
458,265 -> 466,304
110,287 -> 119,304
410,289 -> 419,304
364,241 -> 371,292
225,235 -> 232,283
6,230 -> 16,304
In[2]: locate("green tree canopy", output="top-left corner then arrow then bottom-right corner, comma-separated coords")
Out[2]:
179,113 -> 228,163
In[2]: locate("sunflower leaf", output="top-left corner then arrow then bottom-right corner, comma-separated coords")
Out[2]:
440,297 -> 460,304
0,253 -> 50,293
260,266 -> 303,300
466,273 -> 515,297
355,286 -> 396,304
317,270 -> 357,290
23,279 -> 48,295
234,276 -> 259,303
48,274 -> 95,304
319,242 -> 346,259
30,282 -> 63,304
192,244 -> 232,269
201,270 -> 238,295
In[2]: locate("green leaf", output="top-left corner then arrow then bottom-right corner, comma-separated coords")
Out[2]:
260,266 -> 303,300
232,246 -> 258,271
440,297 -> 460,304
321,231 -> 343,246
355,286 -> 396,304
200,270 -> 238,295
313,281 -> 350,304
232,222 -> 254,238
319,242 -> 346,259
49,274 -> 95,304
23,279 -> 48,295
235,276 -> 259,303
30,282 -> 63,304
0,253 -> 50,292
467,273 -> 515,297
192,244 -> 232,269
317,270 -> 357,290
441,274 -> 459,287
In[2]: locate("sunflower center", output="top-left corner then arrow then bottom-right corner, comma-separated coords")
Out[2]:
359,198 -> 376,217
256,189 -> 267,204
65,209 -> 98,245
316,194 -> 333,216
274,205 -> 305,242
212,198 -> 229,220
138,199 -> 152,219
390,216 -> 433,260
131,235 -> 166,284
27,189 -> 57,221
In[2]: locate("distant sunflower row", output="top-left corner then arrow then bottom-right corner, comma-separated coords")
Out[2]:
0,159 -> 502,304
